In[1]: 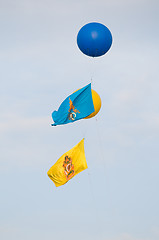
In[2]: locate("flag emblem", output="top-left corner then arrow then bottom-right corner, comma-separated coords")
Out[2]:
63,155 -> 75,180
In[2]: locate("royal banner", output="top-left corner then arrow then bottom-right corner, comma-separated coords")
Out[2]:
51,83 -> 94,126
47,139 -> 88,187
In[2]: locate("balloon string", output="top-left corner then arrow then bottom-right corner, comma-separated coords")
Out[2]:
87,169 -> 102,238
95,117 -> 115,225
79,119 -> 89,140
95,117 -> 105,163
95,117 -> 112,185
90,56 -> 95,84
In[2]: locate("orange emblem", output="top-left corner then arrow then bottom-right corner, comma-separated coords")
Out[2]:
68,98 -> 80,121
63,155 -> 75,180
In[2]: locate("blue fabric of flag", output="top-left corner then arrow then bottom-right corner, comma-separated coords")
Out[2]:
51,83 -> 95,126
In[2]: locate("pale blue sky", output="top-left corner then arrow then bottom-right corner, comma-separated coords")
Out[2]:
0,1 -> 159,240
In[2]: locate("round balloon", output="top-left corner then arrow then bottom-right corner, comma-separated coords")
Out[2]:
85,89 -> 101,119
77,22 -> 112,57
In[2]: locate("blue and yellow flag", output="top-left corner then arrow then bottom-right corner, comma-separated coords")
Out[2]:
51,83 -> 94,126
47,139 -> 87,187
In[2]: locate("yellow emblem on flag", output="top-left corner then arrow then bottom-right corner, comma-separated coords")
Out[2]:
47,139 -> 88,187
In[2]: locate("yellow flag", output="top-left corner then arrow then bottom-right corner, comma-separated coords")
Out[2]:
47,139 -> 88,187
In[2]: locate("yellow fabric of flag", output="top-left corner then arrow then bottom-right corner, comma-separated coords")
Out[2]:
47,139 -> 88,187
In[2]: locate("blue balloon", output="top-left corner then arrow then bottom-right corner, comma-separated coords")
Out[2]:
77,22 -> 112,57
